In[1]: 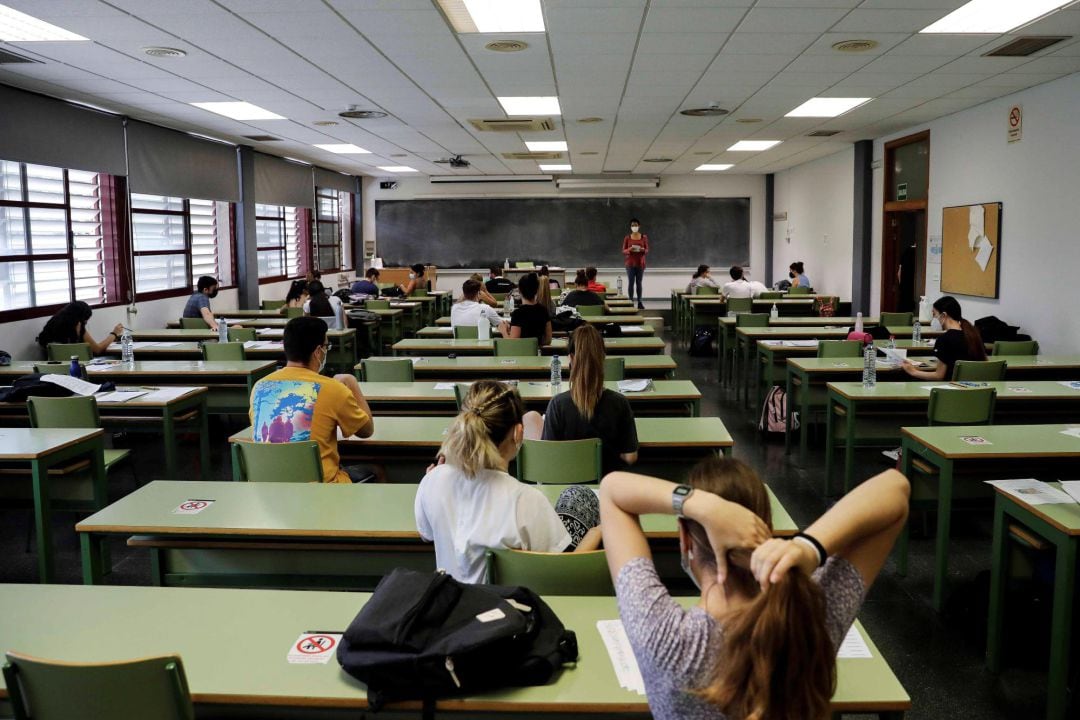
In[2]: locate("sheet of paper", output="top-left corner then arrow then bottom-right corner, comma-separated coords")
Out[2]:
761,339 -> 783,346
286,632 -> 343,665
86,358 -> 120,367
258,329 -> 285,338
40,374 -> 101,397
881,347 -> 907,364
783,340 -> 819,347
140,387 -> 197,403
432,382 -> 458,390
921,384 -> 956,390
838,625 -> 873,659
617,379 -> 651,393
621,325 -> 644,332
985,479 -> 1075,505
1057,380 -> 1080,390
974,238 -> 994,271
95,390 -> 148,403
410,357 -> 423,364
1059,481 -> 1080,504
596,620 -> 645,695
151,342 -> 182,347
1060,427 -> 1080,439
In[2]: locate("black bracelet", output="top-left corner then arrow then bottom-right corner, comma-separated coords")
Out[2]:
793,532 -> 827,567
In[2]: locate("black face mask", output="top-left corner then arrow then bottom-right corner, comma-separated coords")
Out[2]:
789,271 -> 795,279
209,289 -> 219,299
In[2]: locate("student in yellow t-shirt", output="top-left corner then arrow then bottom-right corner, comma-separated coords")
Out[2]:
249,316 -> 375,483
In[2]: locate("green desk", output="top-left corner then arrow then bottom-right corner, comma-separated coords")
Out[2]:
737,328 -> 851,406
827,382 -> 1080,497
75,360 -> 274,414
690,297 -> 817,334
373,355 -> 677,381
987,483 -> 1080,720
899,424 -> 1080,610
417,324 -> 655,339
111,329 -> 356,372
433,314 -> 650,327
358,381 -> 701,417
392,336 -> 666,357
0,428 -> 105,583
355,307 -> 403,349
166,317 -> 291,329
219,308 -> 288,319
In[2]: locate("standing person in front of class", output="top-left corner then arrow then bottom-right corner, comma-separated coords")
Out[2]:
622,218 -> 649,310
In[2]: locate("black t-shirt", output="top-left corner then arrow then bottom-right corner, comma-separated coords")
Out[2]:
562,289 -> 604,308
542,389 -> 639,475
510,303 -> 550,341
486,277 -> 516,294
933,328 -> 983,377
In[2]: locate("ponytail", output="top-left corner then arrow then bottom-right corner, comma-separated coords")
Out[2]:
440,380 -> 525,477
308,293 -> 333,317
568,325 -> 605,421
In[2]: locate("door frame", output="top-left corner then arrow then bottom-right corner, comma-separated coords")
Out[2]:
880,130 -> 929,312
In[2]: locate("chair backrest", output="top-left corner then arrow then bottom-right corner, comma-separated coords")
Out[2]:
494,338 -> 539,357
261,299 -> 285,310
453,325 -> 479,339
758,291 -> 783,300
47,343 -> 91,362
736,312 -> 770,328
927,387 -> 996,426
491,293 -> 507,302
879,311 -> 913,327
227,328 -> 256,343
485,549 -> 614,595
952,359 -> 1007,381
725,297 -> 753,314
33,363 -> 70,375
516,438 -> 602,485
28,395 -> 101,429
202,342 -> 245,361
992,340 -> 1038,356
235,441 -> 322,482
179,317 -> 206,330
366,299 -> 390,310
284,306 -> 303,318
453,382 -> 467,410
576,305 -> 604,317
788,286 -> 811,295
410,289 -> 429,297
362,358 -> 414,382
693,285 -> 719,296
817,340 -> 862,358
603,356 -> 625,381
3,651 -> 195,720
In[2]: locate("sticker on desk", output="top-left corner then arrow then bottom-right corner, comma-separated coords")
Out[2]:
1006,386 -> 1032,393
959,435 -> 991,445
837,625 -> 873,659
1057,381 -> 1080,390
287,633 -> 342,664
172,499 -> 214,515
499,359 -> 517,365
596,620 -> 645,695
831,362 -> 850,368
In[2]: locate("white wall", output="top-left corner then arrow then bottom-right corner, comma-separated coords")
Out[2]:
872,71 -> 1080,353
771,147 -> 854,299
360,173 -> 767,299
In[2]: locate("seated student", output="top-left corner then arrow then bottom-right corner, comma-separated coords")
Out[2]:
742,268 -> 769,298
36,301 -> 123,357
250,316 -> 376,483
561,270 -> 605,309
540,264 -> 561,291
415,380 -> 602,583
485,265 -> 516,295
600,459 -> 909,720
351,268 -> 380,296
789,261 -> 811,289
303,280 -> 344,330
469,272 -> 499,307
278,280 -> 309,315
509,272 -> 552,346
305,270 -> 322,284
585,266 -> 607,294
687,265 -> 720,294
398,263 -> 427,296
535,325 -> 639,474
537,271 -> 557,316
182,275 -> 220,329
721,265 -> 756,299
902,295 -> 987,380
451,278 -> 509,334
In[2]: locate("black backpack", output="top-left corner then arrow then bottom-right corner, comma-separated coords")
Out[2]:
337,568 -> 578,713
689,328 -> 714,356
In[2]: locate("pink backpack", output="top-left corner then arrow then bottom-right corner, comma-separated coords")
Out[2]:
758,386 -> 798,434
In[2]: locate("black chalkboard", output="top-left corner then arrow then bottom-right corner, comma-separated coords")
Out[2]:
374,196 -> 750,269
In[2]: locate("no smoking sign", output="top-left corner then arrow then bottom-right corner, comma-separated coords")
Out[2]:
1007,104 -> 1022,143
171,499 -> 214,515
287,633 -> 342,664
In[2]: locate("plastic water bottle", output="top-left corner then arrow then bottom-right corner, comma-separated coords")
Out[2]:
504,257 -> 510,271
854,311 -> 864,334
770,303 -> 779,320
217,318 -> 229,343
504,294 -> 514,316
862,343 -> 876,389
912,320 -> 922,344
550,355 -> 561,388
69,355 -> 81,379
918,295 -> 931,323
617,276 -> 623,294
887,335 -> 896,350
120,327 -> 134,364
476,317 -> 490,340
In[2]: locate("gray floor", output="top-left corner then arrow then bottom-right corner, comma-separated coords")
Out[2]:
0,325 -> 1057,719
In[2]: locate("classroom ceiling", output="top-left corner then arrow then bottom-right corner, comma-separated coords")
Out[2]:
1,0 -> 1079,179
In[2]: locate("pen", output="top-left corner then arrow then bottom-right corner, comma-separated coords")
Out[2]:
303,630 -> 344,635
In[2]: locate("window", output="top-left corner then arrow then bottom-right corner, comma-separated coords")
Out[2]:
314,188 -> 352,273
0,160 -> 109,312
131,193 -> 232,296
256,203 -> 303,280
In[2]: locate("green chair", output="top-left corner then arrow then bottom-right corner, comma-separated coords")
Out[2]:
485,549 -> 614,595
494,338 -> 538,357
758,291 -> 783,300
992,340 -> 1038,356
927,386 -> 997,426
410,289 -> 430,298
453,325 -> 479,339
33,363 -> 69,375
693,285 -> 719,295
880,311 -> 913,327
227,328 -> 256,343
736,312 -> 769,328
788,286 -> 811,295
366,299 -> 390,310
516,438 -> 602,485
179,318 -> 207,330
284,306 -> 303,318
514,261 -> 534,269
234,441 -> 322,482
491,293 -> 507,302
262,299 -> 285,310
603,356 -> 625,381
817,340 -> 862,358
726,297 -> 753,314
453,382 -> 467,411
952,359 -> 1007,381
202,342 -> 245,361
47,343 -> 91,362
576,305 -> 604,317
362,358 -> 414,382
28,396 -> 131,478
2,651 -> 195,720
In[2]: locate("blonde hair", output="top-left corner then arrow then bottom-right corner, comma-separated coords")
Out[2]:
568,325 -> 605,421
537,272 -> 554,311
440,380 -> 525,477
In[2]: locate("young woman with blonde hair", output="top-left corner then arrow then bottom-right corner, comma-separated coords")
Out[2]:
600,458 -> 909,720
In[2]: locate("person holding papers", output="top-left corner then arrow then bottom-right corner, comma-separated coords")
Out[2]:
902,296 -> 986,380
622,219 -> 649,309
36,301 -> 123,357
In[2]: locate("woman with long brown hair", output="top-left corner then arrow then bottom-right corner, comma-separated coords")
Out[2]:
902,295 -> 986,380
600,458 -> 909,720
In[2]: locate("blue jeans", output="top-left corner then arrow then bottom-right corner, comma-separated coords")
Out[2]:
625,266 -> 644,302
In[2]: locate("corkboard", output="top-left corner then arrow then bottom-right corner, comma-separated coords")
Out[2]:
940,202 -> 1002,299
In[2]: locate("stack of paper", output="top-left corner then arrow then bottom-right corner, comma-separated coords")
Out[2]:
617,379 -> 652,393
1060,481 -> 1080,504
95,390 -> 149,403
596,620 -> 645,695
433,382 -> 457,391
621,326 -> 645,332
783,339 -> 819,348
1057,380 -> 1080,391
40,375 -> 101,397
985,479 -> 1075,505
838,625 -> 873,659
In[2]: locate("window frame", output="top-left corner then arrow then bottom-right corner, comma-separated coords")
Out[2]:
256,204 -> 306,284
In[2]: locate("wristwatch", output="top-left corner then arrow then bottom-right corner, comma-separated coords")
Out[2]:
672,484 -> 694,517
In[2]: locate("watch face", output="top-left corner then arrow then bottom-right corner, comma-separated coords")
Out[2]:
674,485 -> 692,497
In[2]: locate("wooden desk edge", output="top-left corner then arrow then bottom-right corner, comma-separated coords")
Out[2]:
993,487 -> 1080,537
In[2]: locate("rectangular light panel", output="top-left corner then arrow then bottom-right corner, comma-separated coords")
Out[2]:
525,140 -> 568,151
498,96 -> 561,116
445,0 -> 544,33
727,141 -> 781,152
696,164 -> 734,171
191,101 -> 285,120
921,0 -> 1074,34
314,144 -> 371,154
786,97 -> 872,117
0,4 -> 87,41
378,166 -> 418,172
538,164 -> 572,172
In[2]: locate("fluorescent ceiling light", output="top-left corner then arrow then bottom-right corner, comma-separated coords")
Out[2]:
438,0 -> 545,33
0,4 -> 87,41
378,166 -> 418,172
921,0 -> 1073,34
696,164 -> 734,172
314,144 -> 371,154
728,140 -> 781,152
539,164 -> 572,172
786,97 -> 872,117
498,96 -> 561,116
191,101 -> 285,120
525,140 -> 568,151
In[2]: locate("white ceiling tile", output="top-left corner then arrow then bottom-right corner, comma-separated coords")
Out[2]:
721,32 -> 819,55
549,32 -> 639,55
886,33 -> 996,56
736,7 -> 849,33
642,6 -> 747,34
831,8 -> 956,33
546,7 -> 645,33
635,32 -> 729,54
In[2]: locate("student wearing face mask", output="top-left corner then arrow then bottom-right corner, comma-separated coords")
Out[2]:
249,317 -> 376,483
182,275 -> 220,329
622,218 -> 649,309
902,295 -> 987,380
398,263 -> 426,296
789,261 -> 811,289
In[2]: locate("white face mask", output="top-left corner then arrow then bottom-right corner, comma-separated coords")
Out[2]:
408,273 -> 416,280
931,314 -> 943,331
317,346 -> 327,373
630,226 -> 640,233
680,548 -> 701,591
